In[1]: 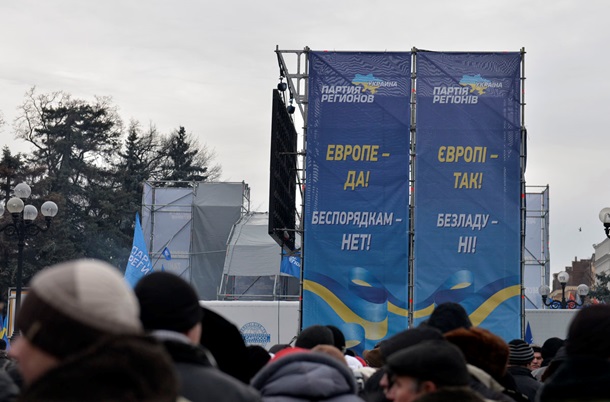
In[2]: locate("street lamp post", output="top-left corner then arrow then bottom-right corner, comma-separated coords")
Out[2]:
538,271 -> 589,309
599,207 -> 610,238
0,183 -> 58,339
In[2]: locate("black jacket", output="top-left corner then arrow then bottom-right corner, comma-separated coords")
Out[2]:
507,366 -> 540,402
161,338 -> 261,402
0,370 -> 18,402
539,356 -> 610,402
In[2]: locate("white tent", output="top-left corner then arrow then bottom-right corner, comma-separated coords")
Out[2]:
219,211 -> 300,300
223,212 -> 281,277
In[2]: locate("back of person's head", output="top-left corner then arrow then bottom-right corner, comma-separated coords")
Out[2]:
0,339 -> 6,351
385,339 -> 470,388
325,325 -> 346,352
244,345 -> 271,381
379,326 -> 444,361
540,346 -> 567,382
566,304 -> 610,358
134,271 -> 202,335
199,306 -> 250,383
427,302 -> 472,334
295,325 -> 334,349
312,344 -> 348,366
445,327 -> 509,381
540,337 -> 564,366
363,346 -> 384,368
16,259 -> 142,360
507,339 -> 534,366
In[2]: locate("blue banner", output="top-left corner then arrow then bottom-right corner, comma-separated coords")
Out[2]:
413,52 -> 522,340
304,52 -> 411,353
124,213 -> 153,288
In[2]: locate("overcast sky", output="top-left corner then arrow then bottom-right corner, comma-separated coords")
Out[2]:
1,0 -> 608,275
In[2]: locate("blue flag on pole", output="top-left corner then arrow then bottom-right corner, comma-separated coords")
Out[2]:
162,247 -> 172,260
124,213 -> 153,288
0,315 -> 9,350
280,252 -> 301,278
525,321 -> 534,344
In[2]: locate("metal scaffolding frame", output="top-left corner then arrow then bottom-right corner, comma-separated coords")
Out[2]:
275,47 -> 310,330
524,185 -> 551,309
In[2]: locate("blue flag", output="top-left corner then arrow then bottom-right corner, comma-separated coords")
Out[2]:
281,251 -> 301,278
124,213 -> 153,288
525,321 -> 534,345
162,247 -> 172,260
0,315 -> 9,350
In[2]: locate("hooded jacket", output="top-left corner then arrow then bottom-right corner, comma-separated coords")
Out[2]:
251,351 -> 363,402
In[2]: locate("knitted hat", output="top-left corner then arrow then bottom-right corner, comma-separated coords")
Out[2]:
427,302 -> 472,334
508,339 -> 534,365
385,340 -> 470,387
295,325 -> 334,349
135,272 -> 202,334
379,326 -> 444,360
17,259 -> 142,359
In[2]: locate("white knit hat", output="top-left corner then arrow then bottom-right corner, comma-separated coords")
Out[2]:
17,259 -> 143,358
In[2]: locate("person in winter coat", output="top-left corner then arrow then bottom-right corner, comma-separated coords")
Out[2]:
199,305 -> 252,383
506,340 -> 540,402
530,337 -> 564,381
539,305 -> 610,401
361,326 -> 444,402
0,339 -> 18,401
251,347 -> 364,402
445,327 -> 524,402
379,340 -> 482,402
9,259 -> 180,401
135,271 -> 261,402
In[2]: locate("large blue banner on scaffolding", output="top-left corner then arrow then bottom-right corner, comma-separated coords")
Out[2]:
304,52 -> 411,353
413,52 -> 522,340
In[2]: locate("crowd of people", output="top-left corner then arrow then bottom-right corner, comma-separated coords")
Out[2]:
0,258 -> 608,401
